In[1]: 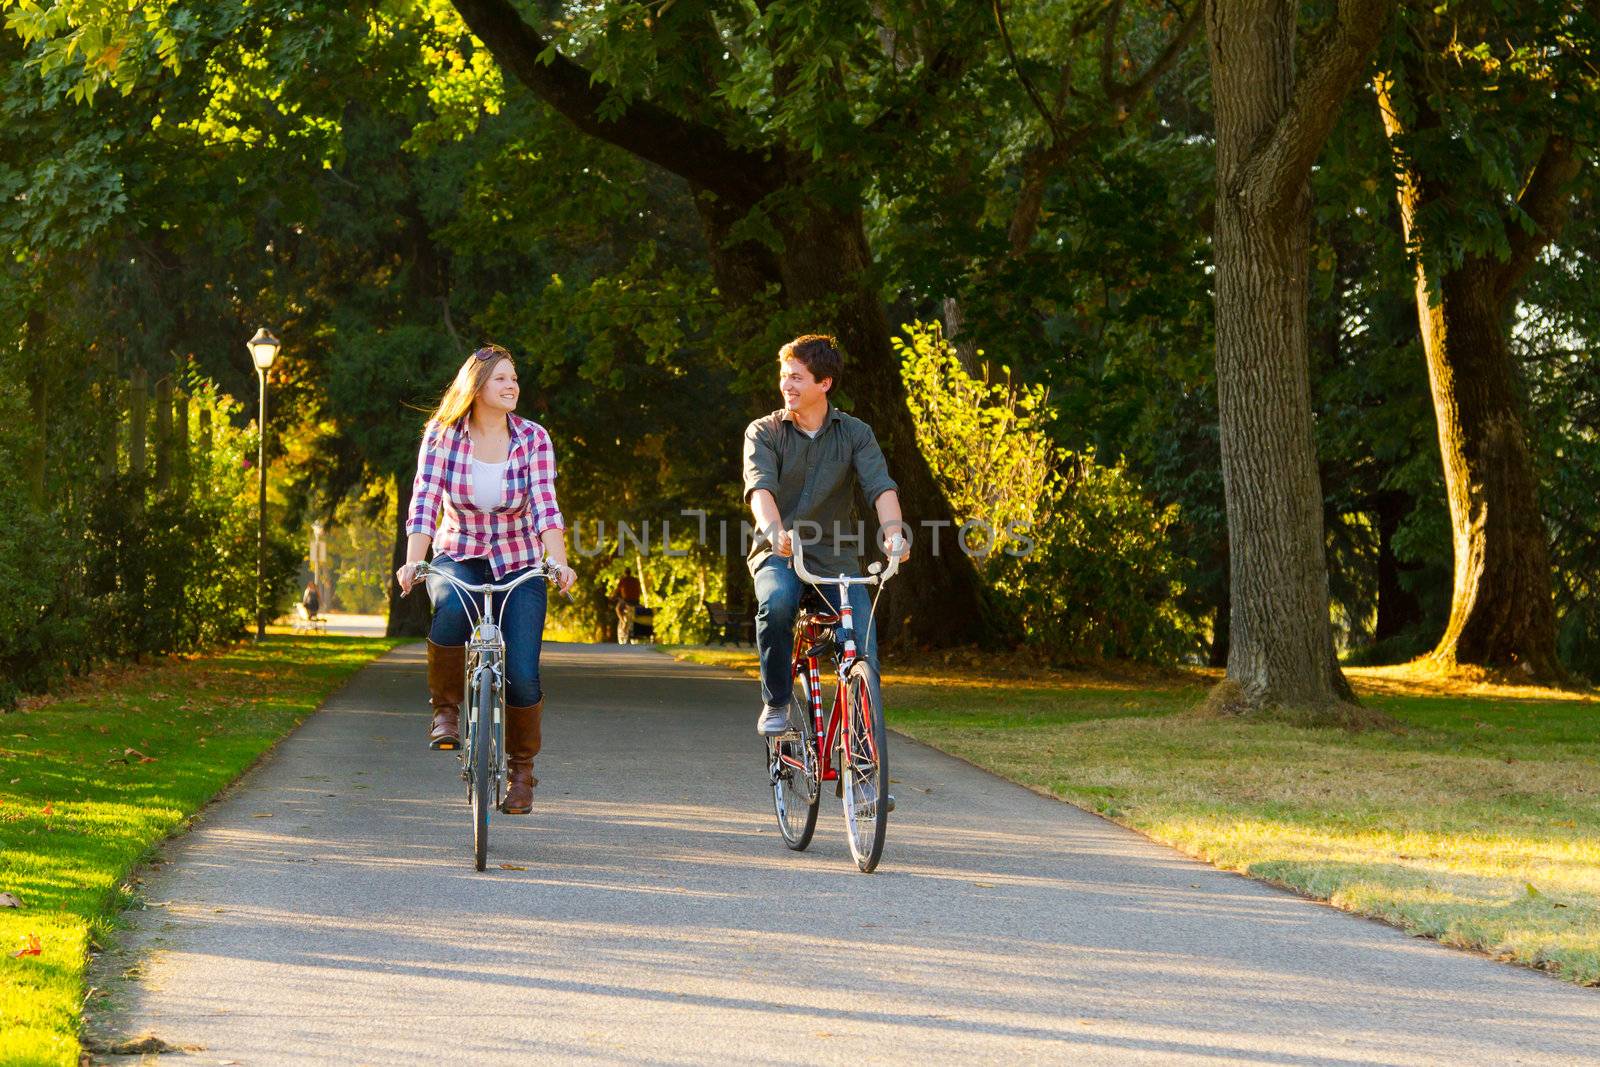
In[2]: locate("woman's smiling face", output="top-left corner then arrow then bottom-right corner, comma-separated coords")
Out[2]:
475,358 -> 520,415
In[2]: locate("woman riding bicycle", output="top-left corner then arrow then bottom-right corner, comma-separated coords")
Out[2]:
395,344 -> 576,815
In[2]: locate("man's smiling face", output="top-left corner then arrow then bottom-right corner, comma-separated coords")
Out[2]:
779,356 -> 830,412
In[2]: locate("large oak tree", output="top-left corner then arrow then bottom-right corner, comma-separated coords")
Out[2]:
1204,0 -> 1390,713
1372,0 -> 1598,682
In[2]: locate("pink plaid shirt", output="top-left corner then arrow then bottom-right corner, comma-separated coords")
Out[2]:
407,413 -> 565,578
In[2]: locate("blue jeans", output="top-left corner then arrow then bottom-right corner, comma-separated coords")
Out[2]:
427,556 -> 548,707
753,556 -> 881,714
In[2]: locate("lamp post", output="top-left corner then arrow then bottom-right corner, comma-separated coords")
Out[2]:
248,327 -> 280,640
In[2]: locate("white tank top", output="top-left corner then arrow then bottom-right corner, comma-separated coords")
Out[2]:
470,457 -> 507,509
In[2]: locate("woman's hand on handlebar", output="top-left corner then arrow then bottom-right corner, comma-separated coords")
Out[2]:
396,560 -> 426,595
548,561 -> 577,594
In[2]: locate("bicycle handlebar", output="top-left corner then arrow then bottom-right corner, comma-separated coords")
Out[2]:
790,535 -> 903,587
411,558 -> 562,597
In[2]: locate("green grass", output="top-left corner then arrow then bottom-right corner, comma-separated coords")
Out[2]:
661,644 -> 1600,985
0,635 -> 402,1067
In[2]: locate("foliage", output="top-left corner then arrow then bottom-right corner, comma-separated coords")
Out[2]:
898,320 -> 1198,661
895,321 -> 1052,566
0,357 -> 295,706
327,482 -> 398,614
4,0 -> 1600,681
555,544 -> 722,646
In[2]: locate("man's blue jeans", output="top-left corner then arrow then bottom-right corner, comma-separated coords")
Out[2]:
427,556 -> 548,707
754,556 -> 881,716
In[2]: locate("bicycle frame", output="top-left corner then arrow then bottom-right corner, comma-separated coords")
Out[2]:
778,540 -> 901,792
412,560 -> 561,787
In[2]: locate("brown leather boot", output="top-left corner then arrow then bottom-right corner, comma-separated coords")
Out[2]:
427,640 -> 466,750
501,700 -> 542,814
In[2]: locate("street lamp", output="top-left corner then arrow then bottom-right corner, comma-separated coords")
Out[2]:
248,327 -> 279,640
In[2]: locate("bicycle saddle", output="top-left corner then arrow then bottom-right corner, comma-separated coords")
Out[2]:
798,586 -> 836,621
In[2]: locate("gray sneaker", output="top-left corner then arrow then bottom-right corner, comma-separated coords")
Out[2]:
756,704 -> 792,736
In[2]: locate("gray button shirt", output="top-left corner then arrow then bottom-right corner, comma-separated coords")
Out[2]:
742,405 -> 898,578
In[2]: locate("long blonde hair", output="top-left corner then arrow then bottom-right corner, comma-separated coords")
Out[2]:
426,344 -> 513,436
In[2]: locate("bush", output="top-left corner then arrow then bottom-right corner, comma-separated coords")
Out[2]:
896,321 -> 1200,662
0,367 -> 296,707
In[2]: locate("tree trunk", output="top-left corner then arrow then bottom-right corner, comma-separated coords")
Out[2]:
24,311 -> 46,507
774,200 -> 988,645
1375,78 -> 1568,682
129,367 -> 148,478
1206,0 -> 1357,712
1414,264 -> 1562,677
388,472 -> 432,638
154,375 -> 173,492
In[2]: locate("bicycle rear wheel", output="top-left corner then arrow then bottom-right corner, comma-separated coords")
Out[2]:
841,662 -> 888,872
770,665 -> 819,850
471,670 -> 494,871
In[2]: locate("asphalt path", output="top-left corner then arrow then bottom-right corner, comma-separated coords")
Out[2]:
92,643 -> 1599,1065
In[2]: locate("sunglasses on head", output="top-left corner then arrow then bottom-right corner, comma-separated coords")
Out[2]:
473,347 -> 502,362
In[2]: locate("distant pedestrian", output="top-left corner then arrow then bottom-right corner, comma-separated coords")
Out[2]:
301,582 -> 321,618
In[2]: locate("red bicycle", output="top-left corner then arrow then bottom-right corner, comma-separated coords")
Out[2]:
767,538 -> 902,872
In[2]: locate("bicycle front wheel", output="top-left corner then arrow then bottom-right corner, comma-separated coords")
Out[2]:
770,666 -> 819,850
471,669 -> 494,871
841,662 -> 888,872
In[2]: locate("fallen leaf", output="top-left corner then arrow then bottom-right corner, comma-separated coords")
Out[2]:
41,803 -> 54,816
972,882 -> 995,889
497,864 -> 527,871
251,813 -> 273,819
1525,882 -> 1543,899
0,892 -> 21,908
10,934 -> 42,957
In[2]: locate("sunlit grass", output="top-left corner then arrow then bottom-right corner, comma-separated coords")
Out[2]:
661,644 -> 1600,984
0,636 -> 401,1067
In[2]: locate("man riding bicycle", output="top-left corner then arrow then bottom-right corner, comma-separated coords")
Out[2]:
742,334 -> 911,737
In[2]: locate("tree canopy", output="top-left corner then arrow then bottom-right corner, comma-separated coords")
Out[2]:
4,0 -> 1599,709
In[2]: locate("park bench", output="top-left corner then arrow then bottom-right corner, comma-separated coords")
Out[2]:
703,601 -> 754,645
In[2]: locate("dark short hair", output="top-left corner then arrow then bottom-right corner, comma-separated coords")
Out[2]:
779,334 -> 841,392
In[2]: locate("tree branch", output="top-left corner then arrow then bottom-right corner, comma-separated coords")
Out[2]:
1099,0 -> 1125,101
1005,0 -> 1203,254
1231,0 -> 1394,219
993,0 -> 1064,143
1105,0 -> 1203,110
449,0 -> 776,205
1494,133 -> 1582,304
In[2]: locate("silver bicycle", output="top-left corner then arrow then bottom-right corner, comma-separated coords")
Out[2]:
409,558 -> 564,871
